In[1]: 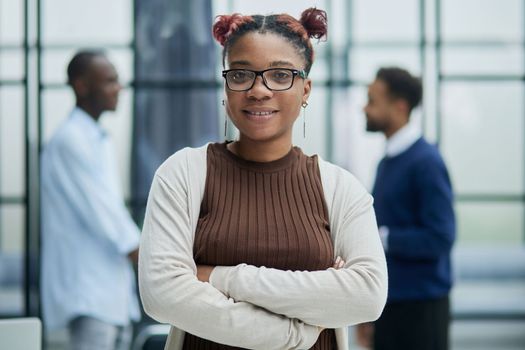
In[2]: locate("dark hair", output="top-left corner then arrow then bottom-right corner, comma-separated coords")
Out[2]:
67,50 -> 106,85
376,67 -> 422,112
212,8 -> 327,75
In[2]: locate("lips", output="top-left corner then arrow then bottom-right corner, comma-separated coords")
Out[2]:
242,109 -> 278,121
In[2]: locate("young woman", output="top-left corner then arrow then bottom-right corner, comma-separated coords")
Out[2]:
139,8 -> 387,350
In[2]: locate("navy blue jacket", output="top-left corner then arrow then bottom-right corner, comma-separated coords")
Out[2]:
372,137 -> 455,302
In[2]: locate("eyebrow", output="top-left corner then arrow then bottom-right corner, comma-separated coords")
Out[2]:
269,60 -> 294,67
228,60 -> 296,68
229,60 -> 251,67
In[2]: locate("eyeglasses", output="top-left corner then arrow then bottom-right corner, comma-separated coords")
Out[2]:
222,68 -> 307,92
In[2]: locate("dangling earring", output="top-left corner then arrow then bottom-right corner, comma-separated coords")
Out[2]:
302,101 -> 308,138
222,100 -> 228,139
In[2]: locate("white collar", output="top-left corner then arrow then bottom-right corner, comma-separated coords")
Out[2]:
71,107 -> 107,139
385,123 -> 421,157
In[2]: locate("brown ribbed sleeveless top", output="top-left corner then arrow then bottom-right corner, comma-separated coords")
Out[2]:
183,142 -> 336,350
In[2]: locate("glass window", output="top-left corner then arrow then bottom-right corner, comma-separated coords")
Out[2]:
0,0 -> 24,45
0,50 -> 24,81
42,48 -> 133,86
0,87 -> 25,198
353,0 -> 420,42
292,86 -> 328,159
348,47 -> 421,83
307,55 -> 329,82
442,46 -> 524,76
329,0 -> 350,46
41,88 -> 74,143
422,46 -> 439,143
0,204 -> 25,316
442,0 -> 524,42
455,202 -> 524,244
229,0 -> 328,17
42,0 -> 132,44
332,86 -> 386,190
100,90 -> 134,199
441,82 -> 524,195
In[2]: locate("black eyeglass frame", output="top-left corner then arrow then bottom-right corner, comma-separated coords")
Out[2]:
221,68 -> 308,92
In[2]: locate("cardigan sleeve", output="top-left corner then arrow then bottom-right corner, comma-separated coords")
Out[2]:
209,163 -> 388,328
138,150 -> 320,350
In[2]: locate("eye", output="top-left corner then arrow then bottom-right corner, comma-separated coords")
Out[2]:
230,70 -> 251,82
270,69 -> 292,81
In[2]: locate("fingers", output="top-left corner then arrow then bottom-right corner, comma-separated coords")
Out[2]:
333,256 -> 345,269
355,323 -> 374,349
196,264 -> 215,283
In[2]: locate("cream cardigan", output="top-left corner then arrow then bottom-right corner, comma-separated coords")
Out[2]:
139,144 -> 387,350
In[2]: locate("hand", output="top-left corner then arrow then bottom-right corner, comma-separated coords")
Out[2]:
333,256 -> 345,269
196,265 -> 215,283
355,322 -> 374,349
127,249 -> 139,264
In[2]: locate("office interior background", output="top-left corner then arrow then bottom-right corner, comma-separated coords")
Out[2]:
0,0 -> 524,349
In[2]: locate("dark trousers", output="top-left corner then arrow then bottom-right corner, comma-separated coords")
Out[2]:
374,296 -> 450,350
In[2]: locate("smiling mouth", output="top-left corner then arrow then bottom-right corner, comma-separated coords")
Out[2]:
243,110 -> 278,120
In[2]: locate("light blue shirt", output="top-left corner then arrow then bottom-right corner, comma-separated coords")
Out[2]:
385,122 -> 421,157
41,107 -> 141,331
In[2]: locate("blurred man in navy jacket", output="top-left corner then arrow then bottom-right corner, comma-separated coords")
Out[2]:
357,67 -> 456,350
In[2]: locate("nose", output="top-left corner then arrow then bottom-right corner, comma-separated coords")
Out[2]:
246,76 -> 273,100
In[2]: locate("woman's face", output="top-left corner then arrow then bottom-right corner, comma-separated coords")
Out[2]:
224,32 -> 311,145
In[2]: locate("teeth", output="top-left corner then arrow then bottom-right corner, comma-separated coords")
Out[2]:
248,111 -> 274,116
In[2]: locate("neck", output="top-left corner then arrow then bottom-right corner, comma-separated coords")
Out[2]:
76,102 -> 102,122
384,119 -> 408,139
229,137 -> 292,162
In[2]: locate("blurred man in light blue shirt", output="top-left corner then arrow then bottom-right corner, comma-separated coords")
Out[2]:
41,50 -> 141,350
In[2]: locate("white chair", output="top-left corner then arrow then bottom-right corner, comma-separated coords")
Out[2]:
0,317 -> 42,350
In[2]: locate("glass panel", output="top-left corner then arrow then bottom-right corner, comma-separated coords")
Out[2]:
442,0 -> 524,42
442,46 -> 524,76
0,0 -> 24,45
424,0 -> 437,43
41,88 -> 74,143
423,46 -> 438,143
135,2 -> 217,83
292,86 -> 328,159
42,0 -> 132,44
348,47 -> 421,83
441,82 -> 524,194
42,48 -> 133,85
332,86 -> 386,191
0,50 -> 24,81
353,0 -> 420,42
455,202 -> 523,244
329,0 -> 350,47
0,87 -> 25,197
308,56 -> 329,82
42,88 -> 133,199
229,0 -> 328,17
0,204 -> 25,316
100,90 -> 133,199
